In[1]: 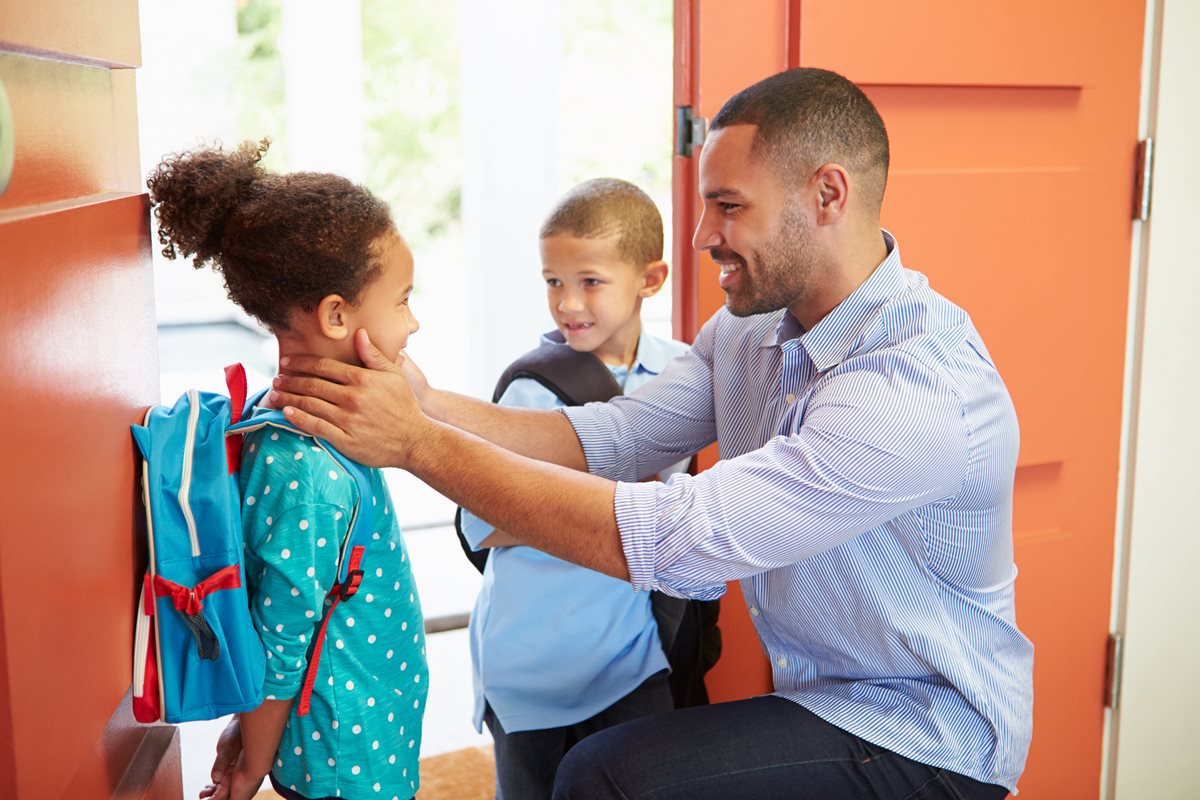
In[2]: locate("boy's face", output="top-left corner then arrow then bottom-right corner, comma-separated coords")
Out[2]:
540,234 -> 658,367
350,234 -> 419,362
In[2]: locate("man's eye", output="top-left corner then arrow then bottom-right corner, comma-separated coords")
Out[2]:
718,202 -> 741,213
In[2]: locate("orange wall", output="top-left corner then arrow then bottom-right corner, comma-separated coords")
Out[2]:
0,1 -> 179,796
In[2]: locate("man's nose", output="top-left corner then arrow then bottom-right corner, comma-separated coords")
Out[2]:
692,208 -> 722,251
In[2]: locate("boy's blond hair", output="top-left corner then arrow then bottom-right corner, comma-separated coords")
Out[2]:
539,178 -> 663,269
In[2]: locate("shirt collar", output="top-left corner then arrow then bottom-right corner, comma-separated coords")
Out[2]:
761,230 -> 905,371
538,329 -> 672,375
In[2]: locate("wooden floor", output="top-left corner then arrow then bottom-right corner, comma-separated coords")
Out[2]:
252,744 -> 495,800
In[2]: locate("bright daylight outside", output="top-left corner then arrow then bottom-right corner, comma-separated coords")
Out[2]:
136,0 -> 674,795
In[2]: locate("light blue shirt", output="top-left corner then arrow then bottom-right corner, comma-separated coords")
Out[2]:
462,332 -> 690,733
564,233 -> 1034,791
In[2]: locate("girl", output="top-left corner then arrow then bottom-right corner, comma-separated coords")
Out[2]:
148,139 -> 428,800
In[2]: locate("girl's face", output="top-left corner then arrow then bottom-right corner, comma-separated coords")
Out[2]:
350,234 -> 419,361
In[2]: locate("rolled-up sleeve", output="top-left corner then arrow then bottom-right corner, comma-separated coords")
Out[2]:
610,358 -> 971,598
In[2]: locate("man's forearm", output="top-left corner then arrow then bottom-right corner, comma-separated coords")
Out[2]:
423,387 -> 588,471
409,416 -> 629,579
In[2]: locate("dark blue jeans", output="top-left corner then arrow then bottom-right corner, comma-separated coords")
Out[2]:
486,670 -> 675,800
551,696 -> 1011,800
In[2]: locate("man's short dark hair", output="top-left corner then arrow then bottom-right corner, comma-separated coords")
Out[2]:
711,68 -> 890,210
540,178 -> 664,268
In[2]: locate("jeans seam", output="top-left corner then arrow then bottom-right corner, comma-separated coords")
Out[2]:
636,756 -> 874,800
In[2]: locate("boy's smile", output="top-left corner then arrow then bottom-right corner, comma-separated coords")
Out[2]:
539,234 -> 665,368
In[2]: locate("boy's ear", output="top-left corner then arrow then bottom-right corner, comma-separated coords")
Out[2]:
315,294 -> 352,341
639,261 -> 669,298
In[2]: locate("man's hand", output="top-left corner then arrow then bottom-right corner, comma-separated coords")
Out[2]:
271,329 -> 431,468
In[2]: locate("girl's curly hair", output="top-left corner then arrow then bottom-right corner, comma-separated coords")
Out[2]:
146,138 -> 395,331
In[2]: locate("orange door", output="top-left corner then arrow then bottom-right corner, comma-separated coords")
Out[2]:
673,2 -> 1145,797
0,1 -> 175,797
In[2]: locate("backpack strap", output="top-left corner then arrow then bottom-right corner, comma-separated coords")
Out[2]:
455,331 -> 625,574
224,364 -> 249,474
228,397 -> 377,716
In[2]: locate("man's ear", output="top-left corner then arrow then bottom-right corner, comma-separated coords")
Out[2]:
640,261 -> 669,297
315,294 -> 352,341
811,162 -> 850,224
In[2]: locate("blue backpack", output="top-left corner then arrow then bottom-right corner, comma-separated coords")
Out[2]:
131,364 -> 377,723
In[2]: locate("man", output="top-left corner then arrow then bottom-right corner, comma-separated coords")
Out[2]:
263,68 -> 1032,799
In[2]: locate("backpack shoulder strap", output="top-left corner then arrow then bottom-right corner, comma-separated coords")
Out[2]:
457,331 -> 623,574
492,329 -> 623,405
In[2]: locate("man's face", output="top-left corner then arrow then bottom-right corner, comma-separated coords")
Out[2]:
692,125 -> 819,317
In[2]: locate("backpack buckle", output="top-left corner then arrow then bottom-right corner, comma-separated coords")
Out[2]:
337,568 -> 364,599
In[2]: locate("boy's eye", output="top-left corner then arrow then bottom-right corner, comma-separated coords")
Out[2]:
545,278 -> 562,287
583,278 -> 602,287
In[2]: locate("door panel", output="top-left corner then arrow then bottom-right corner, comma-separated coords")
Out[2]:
0,1 -> 171,796
674,1 -> 1145,795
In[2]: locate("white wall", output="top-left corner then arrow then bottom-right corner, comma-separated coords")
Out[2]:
1111,0 -> 1200,796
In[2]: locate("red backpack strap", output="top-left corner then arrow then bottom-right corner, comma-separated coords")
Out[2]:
224,363 -> 248,474
297,545 -> 366,716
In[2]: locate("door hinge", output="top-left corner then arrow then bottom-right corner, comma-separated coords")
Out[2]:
675,105 -> 708,158
1133,138 -> 1154,222
1104,632 -> 1124,709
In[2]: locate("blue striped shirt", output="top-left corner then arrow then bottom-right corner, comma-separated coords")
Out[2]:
563,232 -> 1033,791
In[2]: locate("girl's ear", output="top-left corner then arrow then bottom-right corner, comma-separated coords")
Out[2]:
639,261 -> 669,298
315,294 -> 351,341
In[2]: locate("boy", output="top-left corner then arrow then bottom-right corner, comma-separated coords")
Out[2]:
459,178 -> 694,800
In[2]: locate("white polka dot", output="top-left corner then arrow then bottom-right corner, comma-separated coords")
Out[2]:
299,634 -> 306,642
332,720 -> 339,729
388,713 -> 394,722
373,782 -> 380,792
394,581 -> 400,590
329,470 -> 339,480
291,587 -> 300,596
389,755 -> 396,764
275,645 -> 284,653
271,432 -> 279,441
336,639 -> 345,649
401,553 -> 406,562
376,568 -> 383,578
328,676 -> 334,686
390,542 -> 396,551
365,594 -> 374,603
276,673 -> 283,680
387,650 -> 394,659
264,485 -> 271,494
289,480 -> 299,490
275,624 -> 284,633
293,746 -> 302,755
249,443 -> 257,453
384,506 -> 389,515
352,724 -> 362,734
400,726 -> 405,735
306,774 -> 311,782
266,516 -> 273,526
265,456 -> 274,465
409,735 -> 416,744
367,696 -> 375,707
266,694 -> 276,699
352,765 -> 361,775
276,758 -> 283,767
401,621 -> 407,631
400,661 -> 407,671
328,757 -> 336,767
413,699 -> 419,709
414,674 -> 420,683
372,496 -> 377,506
372,532 -> 380,540
306,610 -> 315,618
318,538 -> 327,547
368,634 -> 377,644
307,567 -> 315,577
413,633 -> 419,643
335,511 -> 343,521
409,593 -> 414,602
299,520 -> 309,531
312,445 -> 321,451
282,549 -> 293,560
346,680 -> 355,690
312,731 -> 321,740
346,617 -> 355,627
372,740 -> 379,750
294,451 -> 304,460
246,496 -> 256,506
264,597 -> 272,607
384,608 -> 392,618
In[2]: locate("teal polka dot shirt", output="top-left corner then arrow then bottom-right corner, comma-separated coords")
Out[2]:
240,425 -> 428,799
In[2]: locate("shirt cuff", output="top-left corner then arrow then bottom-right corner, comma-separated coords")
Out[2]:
614,480 -> 725,601
562,405 -> 638,481
460,508 -> 494,551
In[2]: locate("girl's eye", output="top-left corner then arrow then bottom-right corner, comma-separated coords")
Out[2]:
583,278 -> 602,287
545,278 -> 561,287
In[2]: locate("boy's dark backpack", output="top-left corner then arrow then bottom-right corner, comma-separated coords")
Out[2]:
454,331 -> 721,708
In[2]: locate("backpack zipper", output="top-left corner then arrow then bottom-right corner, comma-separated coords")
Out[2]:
179,389 -> 202,557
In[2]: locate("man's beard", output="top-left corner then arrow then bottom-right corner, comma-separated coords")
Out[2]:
721,203 -> 816,317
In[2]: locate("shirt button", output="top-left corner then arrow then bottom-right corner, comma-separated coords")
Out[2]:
776,656 -> 787,668
785,392 -> 797,404
749,607 -> 760,617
